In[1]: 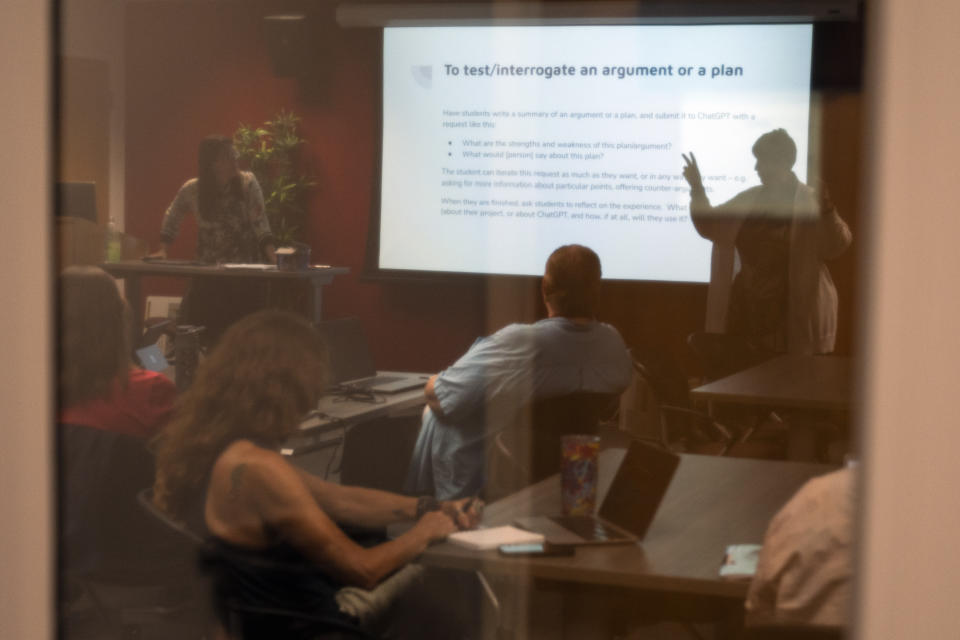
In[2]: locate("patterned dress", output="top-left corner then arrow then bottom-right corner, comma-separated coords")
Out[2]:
159,171 -> 277,344
159,171 -> 274,263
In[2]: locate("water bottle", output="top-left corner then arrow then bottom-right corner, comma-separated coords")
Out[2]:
105,216 -> 122,262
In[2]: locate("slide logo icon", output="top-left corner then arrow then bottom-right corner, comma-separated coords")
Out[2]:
411,65 -> 432,89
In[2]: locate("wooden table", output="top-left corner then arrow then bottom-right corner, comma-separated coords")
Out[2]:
420,449 -> 833,635
101,260 -> 349,334
689,355 -> 852,411
424,449 -> 831,597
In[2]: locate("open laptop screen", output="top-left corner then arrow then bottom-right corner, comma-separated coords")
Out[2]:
317,318 -> 378,385
598,441 -> 680,540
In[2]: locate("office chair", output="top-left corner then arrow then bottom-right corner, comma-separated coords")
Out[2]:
629,360 -> 736,455
58,424 -> 205,639
341,415 -> 423,493
138,489 -> 375,640
486,391 -> 620,501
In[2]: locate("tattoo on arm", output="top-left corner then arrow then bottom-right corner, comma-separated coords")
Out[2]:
229,463 -> 247,499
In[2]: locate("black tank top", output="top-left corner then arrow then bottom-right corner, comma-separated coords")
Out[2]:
183,469 -> 352,625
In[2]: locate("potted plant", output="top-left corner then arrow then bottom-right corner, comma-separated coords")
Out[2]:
233,111 -> 314,245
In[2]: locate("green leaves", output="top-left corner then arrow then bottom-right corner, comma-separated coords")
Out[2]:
233,110 -> 313,245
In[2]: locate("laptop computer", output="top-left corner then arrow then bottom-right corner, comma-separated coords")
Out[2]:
135,344 -> 170,373
513,440 -> 680,546
135,320 -> 172,372
319,318 -> 427,394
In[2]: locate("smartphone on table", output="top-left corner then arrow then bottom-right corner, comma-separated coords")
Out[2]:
498,542 -> 575,557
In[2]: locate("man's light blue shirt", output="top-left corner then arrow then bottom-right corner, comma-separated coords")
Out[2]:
406,317 -> 632,499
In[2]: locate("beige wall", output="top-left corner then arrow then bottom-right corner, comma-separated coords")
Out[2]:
0,1 -> 53,638
61,0 -> 126,229
855,0 -> 960,636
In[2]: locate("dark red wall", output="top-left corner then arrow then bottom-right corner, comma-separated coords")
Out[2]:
124,2 -> 860,374
125,2 -> 492,371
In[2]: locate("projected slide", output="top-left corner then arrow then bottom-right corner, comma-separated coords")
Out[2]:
380,24 -> 813,281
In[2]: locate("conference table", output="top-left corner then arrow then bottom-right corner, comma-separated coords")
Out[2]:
689,354 -> 852,412
300,376 -> 431,433
100,260 -> 349,336
284,374 -> 430,474
290,374 -> 429,446
420,447 -> 834,637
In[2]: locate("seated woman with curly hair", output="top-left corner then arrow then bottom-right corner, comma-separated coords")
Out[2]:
152,310 -> 481,638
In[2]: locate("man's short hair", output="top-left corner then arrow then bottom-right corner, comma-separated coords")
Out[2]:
542,244 -> 602,318
752,128 -> 797,169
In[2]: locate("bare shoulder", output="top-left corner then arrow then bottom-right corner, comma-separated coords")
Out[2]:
217,439 -> 284,464
211,440 -> 302,498
205,441 -> 310,545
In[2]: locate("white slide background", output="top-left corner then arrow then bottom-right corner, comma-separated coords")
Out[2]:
380,24 -> 812,281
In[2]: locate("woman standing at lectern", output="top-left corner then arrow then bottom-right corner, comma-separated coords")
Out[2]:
153,135 -> 276,264
150,135 -> 278,345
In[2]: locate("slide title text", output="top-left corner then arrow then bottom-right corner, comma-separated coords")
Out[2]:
444,63 -> 745,80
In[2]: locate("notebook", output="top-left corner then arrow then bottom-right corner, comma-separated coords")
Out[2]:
514,440 -> 680,546
447,526 -> 545,551
318,318 -> 426,394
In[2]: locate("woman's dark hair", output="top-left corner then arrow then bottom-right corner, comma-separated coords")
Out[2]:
542,244 -> 603,318
153,310 -> 326,518
197,134 -> 234,218
752,128 -> 797,169
58,266 -> 131,408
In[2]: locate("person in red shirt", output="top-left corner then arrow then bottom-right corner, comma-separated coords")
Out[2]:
58,266 -> 175,439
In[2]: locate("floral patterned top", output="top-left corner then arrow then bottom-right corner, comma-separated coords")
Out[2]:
159,171 -> 274,264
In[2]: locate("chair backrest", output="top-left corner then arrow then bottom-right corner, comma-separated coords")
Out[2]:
485,392 -> 619,500
630,359 -> 738,455
136,488 -> 205,547
138,488 -> 373,639
632,358 -> 691,408
200,540 -> 373,640
631,360 -> 683,448
60,429 -> 208,638
59,423 -> 167,580
527,392 -> 619,477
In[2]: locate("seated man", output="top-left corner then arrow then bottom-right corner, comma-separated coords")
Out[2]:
406,244 -> 633,500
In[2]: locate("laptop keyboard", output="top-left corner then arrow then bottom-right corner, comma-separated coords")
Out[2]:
354,375 -> 403,388
551,516 -> 621,541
